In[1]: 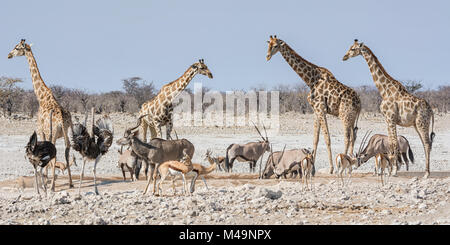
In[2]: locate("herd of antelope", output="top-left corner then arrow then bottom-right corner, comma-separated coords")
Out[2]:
9,36 -> 434,198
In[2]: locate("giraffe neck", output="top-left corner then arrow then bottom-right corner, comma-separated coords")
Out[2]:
361,46 -> 406,99
279,42 -> 319,88
24,49 -> 54,105
164,65 -> 198,101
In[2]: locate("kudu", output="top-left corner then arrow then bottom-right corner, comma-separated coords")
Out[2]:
116,114 -> 195,195
358,134 -> 414,175
225,123 -> 270,173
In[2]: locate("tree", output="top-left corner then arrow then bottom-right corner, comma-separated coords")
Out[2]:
122,77 -> 156,108
404,80 -> 423,94
0,77 -> 24,116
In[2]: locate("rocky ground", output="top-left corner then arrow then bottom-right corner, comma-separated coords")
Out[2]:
0,172 -> 449,225
0,112 -> 449,225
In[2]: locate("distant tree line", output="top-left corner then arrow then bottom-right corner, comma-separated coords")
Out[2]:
0,75 -> 449,118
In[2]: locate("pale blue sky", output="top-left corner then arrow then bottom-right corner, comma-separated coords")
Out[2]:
1,0 -> 449,93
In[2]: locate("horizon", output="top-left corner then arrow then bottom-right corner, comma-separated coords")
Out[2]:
1,0 -> 450,93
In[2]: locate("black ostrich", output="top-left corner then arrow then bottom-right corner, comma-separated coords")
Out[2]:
25,110 -> 56,196
71,108 -> 114,195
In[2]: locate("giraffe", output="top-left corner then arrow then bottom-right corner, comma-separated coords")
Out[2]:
266,35 -> 361,174
138,59 -> 213,141
343,39 -> 435,178
8,39 -> 74,190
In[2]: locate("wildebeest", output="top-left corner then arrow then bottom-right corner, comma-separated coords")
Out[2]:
225,123 -> 270,173
358,134 -> 414,174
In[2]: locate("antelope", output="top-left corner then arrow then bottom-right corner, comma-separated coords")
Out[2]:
116,114 -> 195,195
301,152 -> 314,191
358,134 -> 414,175
189,149 -> 218,193
271,148 -> 314,179
117,148 -> 138,181
375,153 -> 392,186
225,122 -> 270,173
155,149 -> 193,196
335,131 -> 371,186
44,155 -> 77,177
204,149 -> 224,172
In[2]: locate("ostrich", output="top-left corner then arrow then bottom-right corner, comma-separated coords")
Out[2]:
25,110 -> 56,196
70,107 -> 114,195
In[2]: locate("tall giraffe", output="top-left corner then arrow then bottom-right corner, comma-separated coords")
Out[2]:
138,59 -> 213,141
267,35 -> 361,174
8,39 -> 74,189
343,39 -> 435,178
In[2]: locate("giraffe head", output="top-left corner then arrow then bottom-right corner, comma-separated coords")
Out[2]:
191,59 -> 213,79
8,39 -> 31,59
342,39 -> 365,61
266,35 -> 284,61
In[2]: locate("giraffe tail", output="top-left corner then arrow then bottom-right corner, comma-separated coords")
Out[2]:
353,109 -> 361,141
430,111 -> 435,147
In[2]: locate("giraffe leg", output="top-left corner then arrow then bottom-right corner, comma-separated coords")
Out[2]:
50,158 -> 56,192
386,122 -> 400,177
149,126 -> 157,140
62,127 -> 74,188
414,125 -> 432,178
343,124 -> 351,155
311,117 -> 321,172
317,112 -> 333,174
166,116 -> 173,140
50,136 -> 58,191
140,121 -> 149,142
157,123 -> 164,139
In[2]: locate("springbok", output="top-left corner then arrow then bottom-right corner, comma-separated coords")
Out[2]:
155,149 -> 193,196
335,131 -> 371,186
189,149 -> 218,193
375,153 -> 392,186
301,152 -> 315,191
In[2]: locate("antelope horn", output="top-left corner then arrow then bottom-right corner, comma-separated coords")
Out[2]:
127,114 -> 149,133
358,130 -> 372,155
357,131 -> 368,154
269,143 -> 275,165
262,123 -> 268,141
279,144 -> 286,163
252,121 -> 266,141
